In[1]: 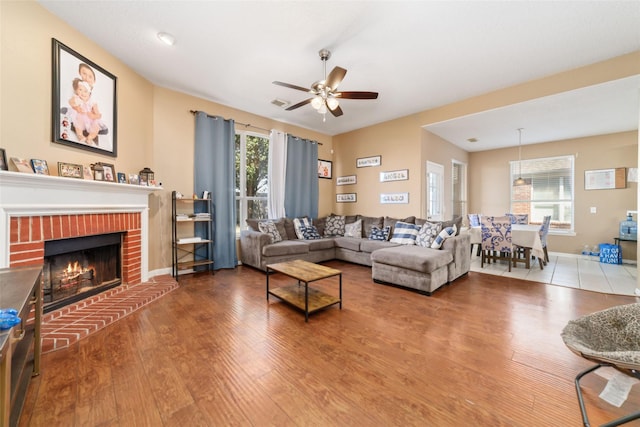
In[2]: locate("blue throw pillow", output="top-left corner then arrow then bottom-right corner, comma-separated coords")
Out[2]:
369,225 -> 391,241
390,221 -> 420,245
431,225 -> 457,249
300,225 -> 321,240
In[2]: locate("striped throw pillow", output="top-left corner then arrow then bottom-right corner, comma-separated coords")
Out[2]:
389,221 -> 421,245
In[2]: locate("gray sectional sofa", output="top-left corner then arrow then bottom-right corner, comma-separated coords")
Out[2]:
239,215 -> 470,295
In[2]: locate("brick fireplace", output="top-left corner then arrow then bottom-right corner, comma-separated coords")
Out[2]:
0,171 -> 160,299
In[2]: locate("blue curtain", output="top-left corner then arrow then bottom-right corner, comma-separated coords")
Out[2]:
284,135 -> 318,218
194,112 -> 237,269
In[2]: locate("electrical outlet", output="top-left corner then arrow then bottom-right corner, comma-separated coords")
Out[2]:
590,207 -> 597,214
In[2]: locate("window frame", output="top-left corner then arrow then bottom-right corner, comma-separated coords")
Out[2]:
509,154 -> 575,234
235,130 -> 269,236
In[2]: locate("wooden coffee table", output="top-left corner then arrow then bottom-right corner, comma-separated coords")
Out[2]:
266,259 -> 342,322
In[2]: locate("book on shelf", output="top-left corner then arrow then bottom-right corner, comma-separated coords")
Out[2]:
177,237 -> 203,244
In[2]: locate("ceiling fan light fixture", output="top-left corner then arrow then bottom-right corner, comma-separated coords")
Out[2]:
317,103 -> 327,114
327,97 -> 339,110
311,96 -> 323,110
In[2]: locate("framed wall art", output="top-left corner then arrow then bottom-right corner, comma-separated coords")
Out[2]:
380,192 -> 409,204
337,193 -> 357,203
584,168 -> 626,190
336,175 -> 357,186
58,162 -> 83,178
380,169 -> 408,182
318,159 -> 332,179
356,155 -> 381,168
52,38 -> 118,157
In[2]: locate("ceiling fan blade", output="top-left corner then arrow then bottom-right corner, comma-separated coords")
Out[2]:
326,66 -> 347,91
335,91 -> 379,100
285,98 -> 312,111
329,103 -> 343,117
273,81 -> 313,93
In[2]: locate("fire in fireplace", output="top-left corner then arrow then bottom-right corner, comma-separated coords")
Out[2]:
43,232 -> 123,312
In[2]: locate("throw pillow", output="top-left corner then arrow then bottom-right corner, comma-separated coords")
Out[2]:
344,219 -> 362,238
369,225 -> 391,241
293,217 -> 312,239
389,221 -> 421,245
300,225 -> 322,240
258,220 -> 282,243
324,215 -> 346,237
415,221 -> 442,248
431,224 -> 457,249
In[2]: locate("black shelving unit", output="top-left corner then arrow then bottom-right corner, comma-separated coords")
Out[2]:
171,191 -> 214,280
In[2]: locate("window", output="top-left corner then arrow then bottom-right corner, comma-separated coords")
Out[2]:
235,132 -> 269,234
451,160 -> 467,219
510,155 -> 574,232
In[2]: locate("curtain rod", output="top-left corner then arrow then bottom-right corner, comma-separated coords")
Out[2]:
189,110 -> 322,145
190,110 -> 269,133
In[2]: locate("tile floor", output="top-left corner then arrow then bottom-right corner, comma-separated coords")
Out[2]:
470,251 -> 639,297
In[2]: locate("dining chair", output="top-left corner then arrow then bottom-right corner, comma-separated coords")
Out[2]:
505,213 -> 529,224
468,213 -> 482,256
539,215 -> 551,264
480,215 -> 513,272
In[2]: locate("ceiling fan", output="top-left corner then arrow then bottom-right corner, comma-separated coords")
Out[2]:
273,49 -> 378,119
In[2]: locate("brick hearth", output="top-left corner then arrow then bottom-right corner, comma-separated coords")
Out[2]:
41,274 -> 178,353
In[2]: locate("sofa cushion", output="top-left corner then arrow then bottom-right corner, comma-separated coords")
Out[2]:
344,219 -> 362,238
431,225 -> 457,249
358,215 -> 384,238
283,218 -> 298,240
313,216 -> 326,237
369,225 -> 391,241
324,215 -> 346,237
390,221 -> 420,245
258,220 -> 283,243
300,225 -> 322,240
334,236 -> 362,251
306,238 -> 335,251
360,239 -> 399,254
371,245 -> 453,273
247,218 -> 288,240
415,221 -> 441,248
262,240 -> 309,257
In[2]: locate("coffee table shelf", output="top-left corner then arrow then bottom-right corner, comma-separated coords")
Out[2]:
266,260 -> 342,322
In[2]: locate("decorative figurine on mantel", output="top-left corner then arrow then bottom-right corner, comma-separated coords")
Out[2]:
91,162 -> 104,181
139,167 -> 154,186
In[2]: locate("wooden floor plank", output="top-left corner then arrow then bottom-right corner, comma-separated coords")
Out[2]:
20,262 -> 639,426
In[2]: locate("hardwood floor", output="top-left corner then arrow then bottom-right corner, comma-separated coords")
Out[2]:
20,261 -> 639,426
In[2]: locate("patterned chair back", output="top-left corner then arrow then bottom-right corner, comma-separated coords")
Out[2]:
468,213 -> 480,227
505,213 -> 529,224
480,216 -> 512,253
539,215 -> 551,246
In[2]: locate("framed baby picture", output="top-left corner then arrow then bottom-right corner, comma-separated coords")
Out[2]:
51,38 -> 118,157
117,172 -> 127,183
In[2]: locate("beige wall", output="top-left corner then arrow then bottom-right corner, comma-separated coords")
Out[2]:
469,132 -> 638,259
1,2 -> 333,272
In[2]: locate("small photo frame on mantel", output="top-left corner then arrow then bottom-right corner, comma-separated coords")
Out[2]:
58,162 -> 83,178
318,159 -> 332,179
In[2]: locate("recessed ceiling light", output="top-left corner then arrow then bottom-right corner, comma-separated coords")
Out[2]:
157,32 -> 175,46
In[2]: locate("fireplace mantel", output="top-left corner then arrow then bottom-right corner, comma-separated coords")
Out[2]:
0,171 -> 161,278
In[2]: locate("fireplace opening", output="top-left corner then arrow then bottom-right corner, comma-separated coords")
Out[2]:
43,232 -> 123,313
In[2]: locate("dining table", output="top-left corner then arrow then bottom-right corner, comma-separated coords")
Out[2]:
468,224 -> 545,268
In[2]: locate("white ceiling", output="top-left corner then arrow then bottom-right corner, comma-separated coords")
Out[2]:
38,1 -> 640,151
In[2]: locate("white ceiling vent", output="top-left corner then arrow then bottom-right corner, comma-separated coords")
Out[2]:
271,98 -> 289,108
